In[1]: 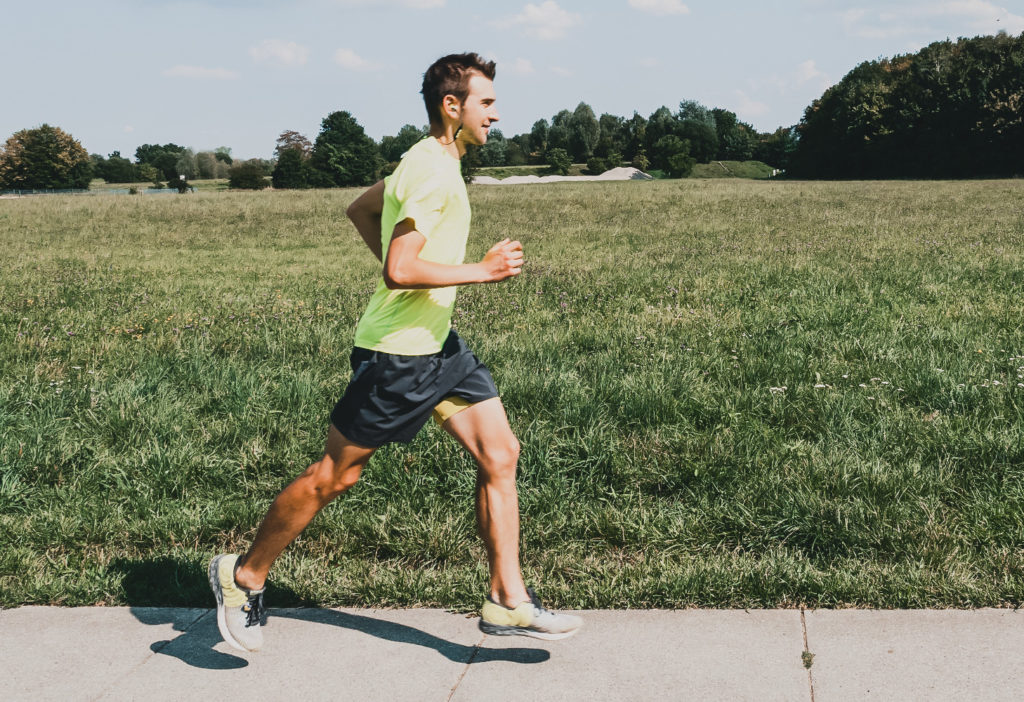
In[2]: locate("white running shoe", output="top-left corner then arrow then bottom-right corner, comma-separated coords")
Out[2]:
208,554 -> 265,652
479,588 -> 582,641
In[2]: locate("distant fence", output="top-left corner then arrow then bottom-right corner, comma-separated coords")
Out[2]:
0,188 -> 178,197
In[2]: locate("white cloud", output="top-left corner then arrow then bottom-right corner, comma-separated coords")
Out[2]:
498,2 -> 582,40
333,0 -> 444,6
637,56 -> 660,68
507,57 -> 535,75
334,48 -> 378,71
551,66 -> 573,77
628,0 -> 690,16
935,0 -> 1024,33
733,90 -> 769,118
796,59 -> 827,85
765,59 -> 832,95
123,125 -> 135,133
162,65 -> 238,80
843,1 -> 1024,39
249,39 -> 309,67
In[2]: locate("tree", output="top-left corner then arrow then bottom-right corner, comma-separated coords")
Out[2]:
623,112 -> 647,160
677,118 -> 718,163
506,139 -> 528,166
271,148 -> 310,189
137,163 -> 161,187
214,146 -> 233,165
631,150 -> 650,172
135,143 -> 186,181
754,127 -> 798,170
460,145 -> 481,184
666,150 -> 696,178
0,124 -> 92,190
228,160 -> 269,189
546,147 -> 571,175
677,100 -> 717,130
568,102 -> 600,162
645,106 -> 677,154
478,127 -> 507,167
379,124 -> 425,163
651,135 -> 695,177
308,110 -> 382,187
274,130 -> 312,159
529,119 -> 549,157
195,151 -> 218,179
93,150 -> 137,183
790,33 -> 1024,178
175,148 -> 198,179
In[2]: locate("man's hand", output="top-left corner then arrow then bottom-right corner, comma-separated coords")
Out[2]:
480,238 -> 524,282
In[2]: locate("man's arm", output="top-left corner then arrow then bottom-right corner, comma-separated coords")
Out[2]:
346,180 -> 386,262
383,219 -> 523,289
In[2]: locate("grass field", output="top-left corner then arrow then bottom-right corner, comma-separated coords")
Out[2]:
1,179 -> 1022,610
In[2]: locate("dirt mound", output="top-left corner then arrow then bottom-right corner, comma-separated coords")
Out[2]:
473,167 -> 654,185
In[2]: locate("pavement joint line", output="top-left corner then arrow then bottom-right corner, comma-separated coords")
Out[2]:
445,632 -> 485,702
87,608 -> 211,702
800,607 -> 816,702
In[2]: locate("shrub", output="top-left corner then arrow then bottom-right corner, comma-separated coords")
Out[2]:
228,161 -> 269,190
631,150 -> 650,172
546,147 -> 571,175
586,156 -> 607,175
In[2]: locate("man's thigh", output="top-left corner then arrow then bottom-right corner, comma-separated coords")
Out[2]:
441,397 -> 518,463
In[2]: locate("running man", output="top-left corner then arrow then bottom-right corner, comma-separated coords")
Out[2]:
209,52 -> 582,652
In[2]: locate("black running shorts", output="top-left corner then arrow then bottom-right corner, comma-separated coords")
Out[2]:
330,330 -> 499,448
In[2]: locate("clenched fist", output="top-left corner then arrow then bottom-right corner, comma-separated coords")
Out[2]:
480,238 -> 524,282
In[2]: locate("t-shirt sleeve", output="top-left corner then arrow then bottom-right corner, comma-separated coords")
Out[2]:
390,156 -> 442,239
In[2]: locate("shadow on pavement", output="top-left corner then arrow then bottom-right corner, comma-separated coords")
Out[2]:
141,610 -> 249,670
276,609 -> 551,664
109,557 -> 548,668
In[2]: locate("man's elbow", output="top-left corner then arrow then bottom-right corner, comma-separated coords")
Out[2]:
382,262 -> 410,289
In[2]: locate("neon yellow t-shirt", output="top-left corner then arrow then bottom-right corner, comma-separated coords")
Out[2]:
353,137 -> 471,355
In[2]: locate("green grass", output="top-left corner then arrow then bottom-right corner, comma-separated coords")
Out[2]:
88,178 -> 230,192
691,160 -> 776,179
1,180 -> 1023,610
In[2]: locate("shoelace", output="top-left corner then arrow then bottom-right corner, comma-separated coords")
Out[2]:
525,587 -> 546,614
242,590 -> 265,628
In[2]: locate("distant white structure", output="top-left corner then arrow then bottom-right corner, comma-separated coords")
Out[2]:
473,166 -> 654,185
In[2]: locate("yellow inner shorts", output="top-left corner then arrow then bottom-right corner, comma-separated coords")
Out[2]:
432,396 -> 473,426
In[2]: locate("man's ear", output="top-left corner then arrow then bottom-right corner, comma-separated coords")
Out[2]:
443,94 -> 461,119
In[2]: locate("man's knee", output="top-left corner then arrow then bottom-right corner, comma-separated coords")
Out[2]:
304,457 -> 362,500
478,435 -> 520,478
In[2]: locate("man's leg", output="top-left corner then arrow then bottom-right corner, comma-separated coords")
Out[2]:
441,397 -> 529,608
210,424 -> 375,652
442,396 -> 582,640
235,424 -> 376,590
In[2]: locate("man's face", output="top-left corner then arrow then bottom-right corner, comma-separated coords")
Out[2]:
456,72 -> 499,146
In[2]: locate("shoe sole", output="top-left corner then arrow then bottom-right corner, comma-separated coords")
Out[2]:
208,555 -> 250,653
478,620 -> 580,641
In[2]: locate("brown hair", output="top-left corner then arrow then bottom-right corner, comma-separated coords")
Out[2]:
421,53 -> 496,127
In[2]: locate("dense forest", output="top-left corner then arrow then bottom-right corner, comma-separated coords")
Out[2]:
790,32 -> 1024,178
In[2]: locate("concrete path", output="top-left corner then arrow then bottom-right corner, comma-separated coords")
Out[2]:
2,607 -> 1021,701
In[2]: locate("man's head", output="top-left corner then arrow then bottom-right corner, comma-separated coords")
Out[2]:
421,53 -> 499,145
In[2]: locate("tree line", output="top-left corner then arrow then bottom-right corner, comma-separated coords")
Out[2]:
2,31 -> 1021,191
790,32 -> 1024,178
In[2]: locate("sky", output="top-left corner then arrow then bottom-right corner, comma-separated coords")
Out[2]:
4,0 -> 1023,160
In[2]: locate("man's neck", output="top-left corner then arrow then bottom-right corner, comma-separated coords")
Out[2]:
429,124 -> 465,160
